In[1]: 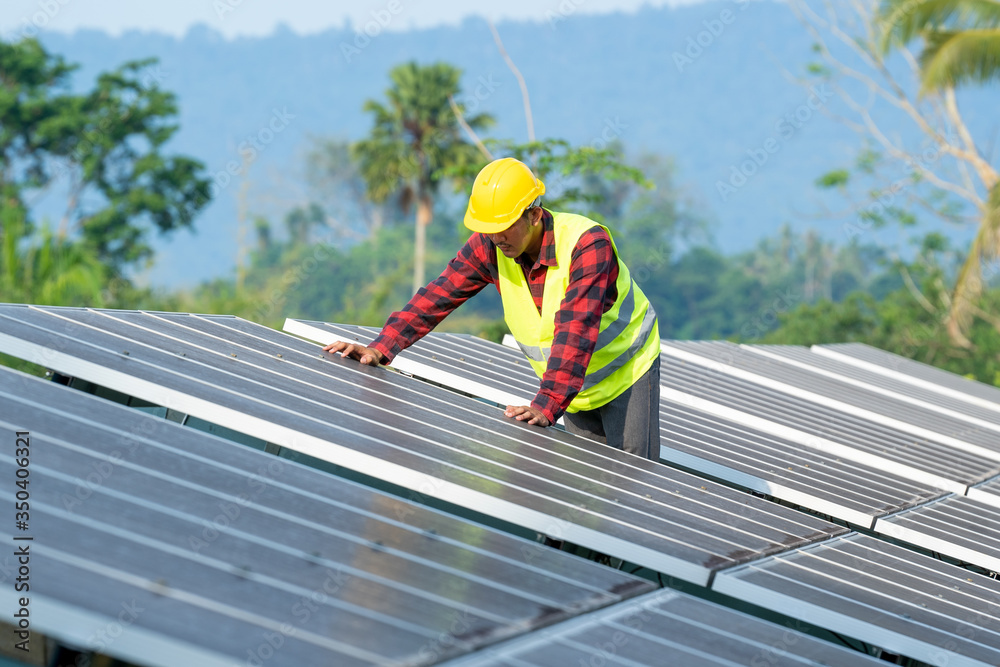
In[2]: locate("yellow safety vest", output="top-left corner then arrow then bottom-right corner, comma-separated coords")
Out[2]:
497,210 -> 660,412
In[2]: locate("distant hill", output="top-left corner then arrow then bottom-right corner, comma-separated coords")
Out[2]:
37,1 -> 996,287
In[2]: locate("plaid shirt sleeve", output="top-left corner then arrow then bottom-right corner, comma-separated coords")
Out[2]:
531,228 -> 618,424
369,234 -> 495,363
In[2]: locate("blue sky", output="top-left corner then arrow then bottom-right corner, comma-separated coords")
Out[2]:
2,0 -> 708,39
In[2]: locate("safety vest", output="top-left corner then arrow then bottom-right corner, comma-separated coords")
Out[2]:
497,211 -> 660,412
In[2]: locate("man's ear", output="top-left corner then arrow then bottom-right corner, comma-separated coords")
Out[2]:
530,207 -> 544,226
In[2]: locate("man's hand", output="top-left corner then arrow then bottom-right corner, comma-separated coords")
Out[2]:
504,405 -> 551,427
322,340 -> 384,366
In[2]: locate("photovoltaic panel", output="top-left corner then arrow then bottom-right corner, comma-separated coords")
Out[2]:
0,366 -> 653,666
714,534 -> 1000,667
815,342 -> 1000,411
0,305 -> 844,587
657,398 -> 943,528
283,319 -> 541,408
747,343 -> 1000,431
657,345 -> 1000,494
874,495 -> 1000,574
661,340 -> 1000,461
442,589 -> 882,666
287,322 -> 943,527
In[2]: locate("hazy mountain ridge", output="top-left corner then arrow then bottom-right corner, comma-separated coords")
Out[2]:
35,1 -> 994,287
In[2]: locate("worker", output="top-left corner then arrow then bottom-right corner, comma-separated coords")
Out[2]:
325,157 -> 661,461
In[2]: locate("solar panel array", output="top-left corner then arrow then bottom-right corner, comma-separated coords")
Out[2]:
752,344 -> 1000,428
286,320 -> 946,528
441,589 -> 883,666
661,340 -> 1000,459
0,305 -> 844,590
6,305 -> 1000,666
815,341 -> 1000,409
0,365 -> 652,666
714,534 -> 1000,667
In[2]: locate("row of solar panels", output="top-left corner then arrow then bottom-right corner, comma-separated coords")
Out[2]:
291,320 -> 1000,572
1,304 -> 998,666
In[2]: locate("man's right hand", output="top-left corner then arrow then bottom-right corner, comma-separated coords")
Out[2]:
322,341 -> 384,366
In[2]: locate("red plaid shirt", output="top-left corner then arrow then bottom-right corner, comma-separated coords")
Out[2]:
370,210 -> 619,424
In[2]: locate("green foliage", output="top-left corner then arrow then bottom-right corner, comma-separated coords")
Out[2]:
0,204 -> 108,306
0,37 -> 211,272
353,61 -> 493,204
878,0 -> 1000,92
761,235 -> 1000,385
762,286 -> 1000,385
354,61 -> 495,291
816,169 -> 850,188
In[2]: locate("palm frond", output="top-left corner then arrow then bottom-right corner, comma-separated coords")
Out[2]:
880,0 -> 1000,51
919,28 -> 1000,89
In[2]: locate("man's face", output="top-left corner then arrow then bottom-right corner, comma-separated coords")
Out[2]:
488,211 -> 538,258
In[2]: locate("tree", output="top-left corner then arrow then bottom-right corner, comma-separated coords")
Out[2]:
0,38 -> 212,278
353,62 -> 494,294
761,234 -> 1000,385
879,0 -> 1000,92
791,0 -> 999,346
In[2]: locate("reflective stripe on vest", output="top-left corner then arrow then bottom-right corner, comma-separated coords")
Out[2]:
496,210 -> 661,412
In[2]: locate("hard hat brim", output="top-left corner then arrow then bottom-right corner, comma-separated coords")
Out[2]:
463,208 -> 521,234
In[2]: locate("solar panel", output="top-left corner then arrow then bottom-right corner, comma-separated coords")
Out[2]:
657,346 -> 1000,494
874,495 -> 1000,574
441,589 -> 883,666
658,399 -> 943,529
967,478 -> 1000,509
283,319 -> 540,409
286,321 -> 943,528
714,534 -> 1000,667
748,344 -> 1000,431
661,341 -> 1000,461
0,365 -> 653,666
0,305 -> 844,587
815,342 -> 1000,411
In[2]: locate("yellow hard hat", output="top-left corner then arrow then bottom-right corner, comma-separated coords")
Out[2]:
464,158 -> 546,234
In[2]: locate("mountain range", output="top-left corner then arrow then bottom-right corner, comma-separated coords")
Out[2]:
36,0 -> 998,287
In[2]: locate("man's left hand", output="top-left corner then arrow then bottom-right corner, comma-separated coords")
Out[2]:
504,405 -> 551,427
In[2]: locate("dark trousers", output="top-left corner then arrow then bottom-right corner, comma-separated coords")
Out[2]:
562,357 -> 660,461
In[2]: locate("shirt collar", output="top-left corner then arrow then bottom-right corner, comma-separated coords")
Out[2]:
516,209 -> 557,271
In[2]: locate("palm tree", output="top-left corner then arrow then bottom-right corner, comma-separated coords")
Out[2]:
880,0 -> 1000,91
354,62 -> 494,294
879,0 -> 1000,344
